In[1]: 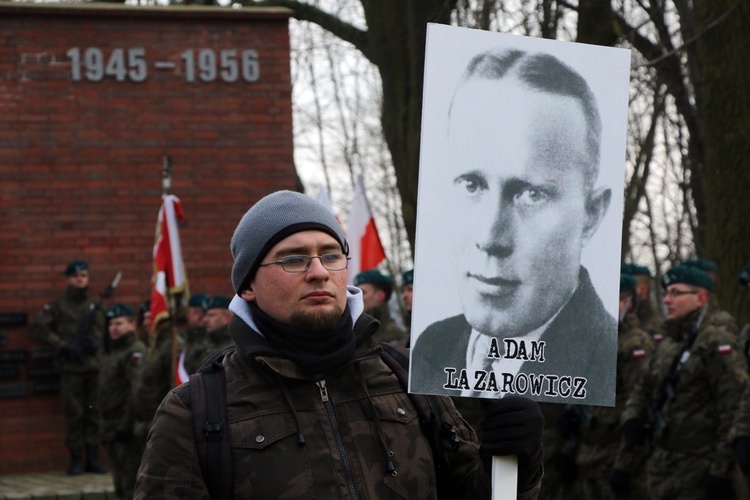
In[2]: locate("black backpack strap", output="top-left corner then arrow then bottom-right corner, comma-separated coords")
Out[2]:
189,348 -> 235,500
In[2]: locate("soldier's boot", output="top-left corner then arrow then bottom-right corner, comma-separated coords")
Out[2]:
84,444 -> 107,473
67,447 -> 83,475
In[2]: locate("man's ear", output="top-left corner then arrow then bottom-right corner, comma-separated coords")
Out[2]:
582,187 -> 611,245
240,289 -> 256,302
696,289 -> 710,308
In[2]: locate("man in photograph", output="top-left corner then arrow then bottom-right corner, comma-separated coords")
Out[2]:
411,48 -> 617,405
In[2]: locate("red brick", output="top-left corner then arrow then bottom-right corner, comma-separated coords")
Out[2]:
0,3 -> 294,475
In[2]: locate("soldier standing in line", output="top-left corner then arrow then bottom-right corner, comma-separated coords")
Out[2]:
98,304 -> 146,500
183,293 -> 207,347
31,260 -> 108,475
622,265 -> 747,499
556,274 -> 654,499
353,269 -> 408,346
131,312 -> 181,465
731,263 -> 750,497
183,294 -> 233,374
621,263 -> 664,344
683,258 -> 740,335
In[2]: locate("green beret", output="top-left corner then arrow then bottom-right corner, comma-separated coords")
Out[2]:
107,303 -> 135,319
662,265 -> 713,292
402,269 -> 414,286
204,295 -> 231,311
739,263 -> 750,286
620,274 -> 637,293
354,269 -> 393,287
620,263 -> 651,277
188,293 -> 208,309
682,258 -> 718,272
64,260 -> 88,276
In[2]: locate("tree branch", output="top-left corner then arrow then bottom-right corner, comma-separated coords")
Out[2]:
250,0 -> 372,61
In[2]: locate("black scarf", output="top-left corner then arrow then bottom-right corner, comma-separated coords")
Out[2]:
249,301 -> 355,375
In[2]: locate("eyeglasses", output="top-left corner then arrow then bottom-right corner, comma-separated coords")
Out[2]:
664,288 -> 700,298
258,253 -> 350,273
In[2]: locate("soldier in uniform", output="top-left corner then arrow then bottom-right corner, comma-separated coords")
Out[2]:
557,274 -> 654,499
98,304 -> 146,499
354,269 -> 408,346
31,260 -> 108,475
183,292 -> 207,347
622,265 -> 747,499
732,263 -> 750,496
183,294 -> 234,374
175,293 -> 207,382
131,312 -> 181,468
621,263 -> 664,343
683,258 -> 740,335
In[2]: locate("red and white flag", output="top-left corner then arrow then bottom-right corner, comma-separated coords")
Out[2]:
175,350 -> 189,386
346,176 -> 386,284
150,194 -> 188,334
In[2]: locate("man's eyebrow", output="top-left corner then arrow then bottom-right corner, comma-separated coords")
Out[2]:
272,242 -> 341,258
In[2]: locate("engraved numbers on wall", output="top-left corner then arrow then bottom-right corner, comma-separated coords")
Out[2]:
66,47 -> 259,83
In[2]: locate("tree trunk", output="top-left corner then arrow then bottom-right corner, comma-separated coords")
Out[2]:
695,0 -> 750,324
359,0 -> 457,251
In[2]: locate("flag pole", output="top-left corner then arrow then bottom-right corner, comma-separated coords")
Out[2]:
162,155 -> 179,389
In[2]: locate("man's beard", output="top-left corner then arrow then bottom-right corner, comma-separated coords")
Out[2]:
289,304 -> 344,336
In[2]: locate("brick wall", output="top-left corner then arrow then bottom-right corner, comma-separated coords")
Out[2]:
0,3 -> 294,474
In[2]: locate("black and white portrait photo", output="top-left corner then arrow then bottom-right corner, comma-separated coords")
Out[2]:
409,25 -> 631,406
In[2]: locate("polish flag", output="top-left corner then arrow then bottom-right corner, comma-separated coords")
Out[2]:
150,194 -> 188,334
346,176 -> 386,284
175,350 -> 189,386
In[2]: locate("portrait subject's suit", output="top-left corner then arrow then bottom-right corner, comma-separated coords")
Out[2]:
411,267 -> 617,406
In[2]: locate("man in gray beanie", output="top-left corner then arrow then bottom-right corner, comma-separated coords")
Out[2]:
136,190 -> 543,499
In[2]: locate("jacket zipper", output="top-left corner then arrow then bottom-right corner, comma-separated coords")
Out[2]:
317,379 -> 359,500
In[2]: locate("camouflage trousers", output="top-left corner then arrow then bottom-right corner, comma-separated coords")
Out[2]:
103,437 -> 142,499
59,370 -> 101,448
647,446 -> 710,499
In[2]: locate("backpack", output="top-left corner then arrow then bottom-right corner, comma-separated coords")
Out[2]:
189,342 -> 457,500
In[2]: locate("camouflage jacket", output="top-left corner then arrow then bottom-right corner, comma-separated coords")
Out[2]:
730,323 -> 750,438
368,302 -> 408,347
97,331 -> 146,439
637,299 -> 665,344
135,312 -> 541,500
622,308 -> 748,477
131,323 -> 180,438
575,313 -> 653,472
31,285 -> 105,373
183,324 -> 234,375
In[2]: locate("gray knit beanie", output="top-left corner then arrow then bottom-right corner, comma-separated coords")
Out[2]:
231,190 -> 349,293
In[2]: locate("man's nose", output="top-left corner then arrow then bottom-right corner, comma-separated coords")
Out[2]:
476,199 -> 513,258
305,256 -> 330,280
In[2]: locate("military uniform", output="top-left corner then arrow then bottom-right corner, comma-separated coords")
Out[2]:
369,301 -> 408,346
623,308 -> 747,499
131,322 -> 181,454
31,285 -> 106,452
637,299 -> 665,344
538,403 -> 580,500
706,297 -> 740,335
183,323 -> 233,374
575,312 -> 653,499
98,329 -> 145,499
